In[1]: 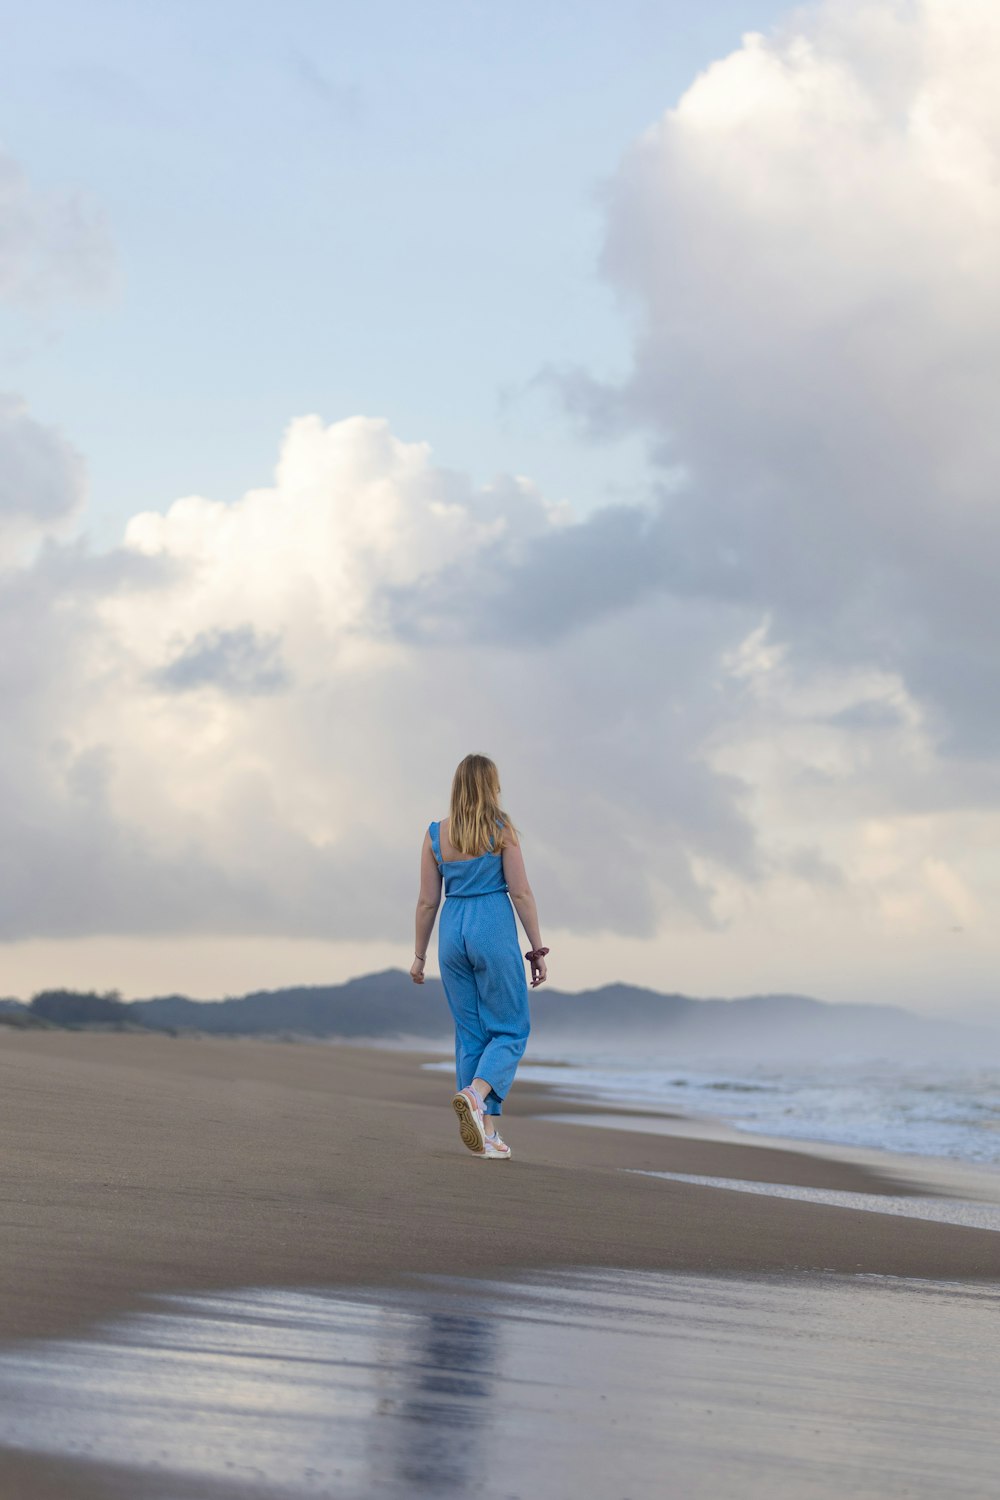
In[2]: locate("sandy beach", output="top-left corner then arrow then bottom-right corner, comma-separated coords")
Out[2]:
2,1029 -> 999,1498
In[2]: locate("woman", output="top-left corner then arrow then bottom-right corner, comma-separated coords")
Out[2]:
411,753 -> 548,1160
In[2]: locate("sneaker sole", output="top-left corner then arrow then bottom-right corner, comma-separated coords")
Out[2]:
452,1092 -> 485,1153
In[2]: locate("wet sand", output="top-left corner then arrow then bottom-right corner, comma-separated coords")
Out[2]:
3,1270 -> 1000,1499
2,1029 -> 999,1497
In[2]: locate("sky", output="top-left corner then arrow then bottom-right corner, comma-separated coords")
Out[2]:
1,0 -> 998,1020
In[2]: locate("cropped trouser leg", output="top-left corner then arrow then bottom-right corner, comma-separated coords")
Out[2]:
439,894 -> 531,1117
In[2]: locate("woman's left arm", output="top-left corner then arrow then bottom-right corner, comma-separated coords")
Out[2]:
411,831 -> 443,984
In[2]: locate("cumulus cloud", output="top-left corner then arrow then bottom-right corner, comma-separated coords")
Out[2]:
399,0 -> 1000,728
391,0 -> 1000,964
557,0 -> 1000,761
0,397 -> 993,965
0,394 -> 87,525
3,3 -> 999,984
0,415 -> 757,943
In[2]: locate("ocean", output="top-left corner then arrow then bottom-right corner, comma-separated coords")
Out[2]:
431,1054 -> 1000,1167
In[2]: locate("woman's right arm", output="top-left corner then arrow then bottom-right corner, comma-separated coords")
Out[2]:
502,829 -> 547,987
412,832 -> 442,984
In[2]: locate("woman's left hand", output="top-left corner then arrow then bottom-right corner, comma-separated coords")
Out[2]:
410,957 -> 426,985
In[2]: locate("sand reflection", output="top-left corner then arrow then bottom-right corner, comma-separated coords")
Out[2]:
371,1308 -> 496,1492
0,1269 -> 998,1499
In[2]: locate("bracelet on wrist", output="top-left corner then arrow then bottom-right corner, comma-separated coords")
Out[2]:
524,946 -> 549,962
414,952 -> 426,962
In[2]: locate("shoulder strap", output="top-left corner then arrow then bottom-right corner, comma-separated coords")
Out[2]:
429,821 -> 443,871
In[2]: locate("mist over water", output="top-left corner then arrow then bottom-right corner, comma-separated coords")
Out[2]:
487,987 -> 1000,1166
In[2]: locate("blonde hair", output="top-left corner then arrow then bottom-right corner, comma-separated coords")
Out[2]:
448,753 -> 516,856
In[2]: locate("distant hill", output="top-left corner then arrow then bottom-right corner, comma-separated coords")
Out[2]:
2,972 -> 994,1060
130,969 -> 446,1040
117,970 -> 1000,1062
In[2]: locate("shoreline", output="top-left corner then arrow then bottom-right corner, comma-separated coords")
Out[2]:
1,1030 -> 999,1354
526,1105 -> 1000,1205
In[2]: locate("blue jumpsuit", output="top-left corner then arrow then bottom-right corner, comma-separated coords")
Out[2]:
430,820 -> 531,1117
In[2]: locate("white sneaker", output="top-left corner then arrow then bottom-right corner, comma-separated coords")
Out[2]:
452,1087 -> 486,1153
482,1131 -> 512,1160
